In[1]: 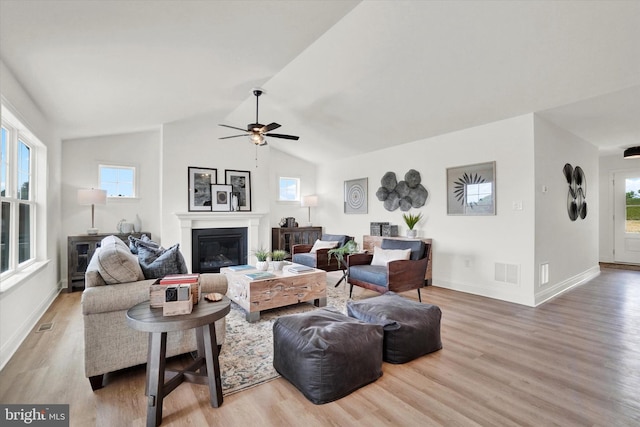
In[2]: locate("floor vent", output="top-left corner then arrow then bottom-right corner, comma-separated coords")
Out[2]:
36,322 -> 54,333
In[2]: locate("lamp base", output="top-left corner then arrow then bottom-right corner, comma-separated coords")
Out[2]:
304,222 -> 313,227
87,228 -> 99,235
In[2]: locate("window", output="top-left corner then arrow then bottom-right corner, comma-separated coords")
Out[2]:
1,108 -> 37,277
625,177 -> 640,233
278,177 -> 300,202
100,164 -> 136,197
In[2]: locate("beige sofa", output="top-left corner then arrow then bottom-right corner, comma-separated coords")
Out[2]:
81,235 -> 228,390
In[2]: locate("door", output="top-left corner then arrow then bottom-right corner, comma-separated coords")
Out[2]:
614,171 -> 640,264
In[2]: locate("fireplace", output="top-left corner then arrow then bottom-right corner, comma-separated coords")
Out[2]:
192,227 -> 248,273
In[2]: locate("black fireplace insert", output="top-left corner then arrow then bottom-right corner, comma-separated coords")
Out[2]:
192,227 -> 248,273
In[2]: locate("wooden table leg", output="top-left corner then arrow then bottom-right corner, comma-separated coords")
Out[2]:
200,324 -> 223,407
147,332 -> 167,427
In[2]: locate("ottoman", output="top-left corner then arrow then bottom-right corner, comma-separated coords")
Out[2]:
347,292 -> 442,364
273,308 -> 383,404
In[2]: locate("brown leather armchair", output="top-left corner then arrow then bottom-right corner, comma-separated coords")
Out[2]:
347,239 -> 430,302
292,234 -> 353,285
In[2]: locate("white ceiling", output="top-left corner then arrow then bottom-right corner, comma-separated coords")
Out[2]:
1,0 -> 639,164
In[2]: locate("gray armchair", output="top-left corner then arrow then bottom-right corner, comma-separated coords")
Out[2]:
292,234 -> 353,285
347,239 -> 430,302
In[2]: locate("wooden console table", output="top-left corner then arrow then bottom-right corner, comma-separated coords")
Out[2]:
126,298 -> 230,427
67,232 -> 151,292
362,235 -> 433,285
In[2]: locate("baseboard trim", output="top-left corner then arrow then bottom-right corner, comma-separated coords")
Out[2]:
599,262 -> 640,271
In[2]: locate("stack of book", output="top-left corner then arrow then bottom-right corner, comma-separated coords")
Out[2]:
150,273 -> 200,308
288,265 -> 314,274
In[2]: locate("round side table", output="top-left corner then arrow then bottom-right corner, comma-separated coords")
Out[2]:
126,298 -> 230,427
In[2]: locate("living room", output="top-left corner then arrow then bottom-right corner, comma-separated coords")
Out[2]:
1,1 -> 639,424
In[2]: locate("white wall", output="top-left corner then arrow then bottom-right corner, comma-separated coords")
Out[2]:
60,129 -> 162,285
599,153 -> 640,263
316,114 -> 538,306
0,61 -> 62,370
268,149 -> 317,230
161,114 -> 273,253
533,115 -> 600,305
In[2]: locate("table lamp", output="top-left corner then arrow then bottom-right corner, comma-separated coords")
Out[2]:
301,195 -> 318,226
78,188 -> 107,235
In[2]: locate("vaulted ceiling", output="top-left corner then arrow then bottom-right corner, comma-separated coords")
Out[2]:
1,0 -> 639,164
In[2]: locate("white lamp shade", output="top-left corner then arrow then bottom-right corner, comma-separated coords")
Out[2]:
78,188 -> 107,205
301,195 -> 319,207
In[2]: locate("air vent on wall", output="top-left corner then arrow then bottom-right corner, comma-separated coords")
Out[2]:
495,263 -> 519,285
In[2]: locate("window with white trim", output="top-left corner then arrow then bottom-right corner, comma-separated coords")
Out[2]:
1,109 -> 36,276
99,164 -> 136,198
278,177 -> 300,202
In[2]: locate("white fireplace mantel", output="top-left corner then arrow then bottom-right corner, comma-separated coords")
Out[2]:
175,212 -> 266,269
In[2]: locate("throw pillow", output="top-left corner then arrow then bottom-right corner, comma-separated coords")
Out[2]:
137,243 -> 189,279
310,239 -> 340,253
370,246 -> 411,266
96,239 -> 145,284
129,234 -> 159,254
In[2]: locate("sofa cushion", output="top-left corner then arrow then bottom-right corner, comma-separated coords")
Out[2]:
96,237 -> 144,284
292,252 -> 317,268
310,239 -> 340,253
370,246 -> 411,266
137,243 -> 188,279
321,234 -> 351,248
381,239 -> 425,260
348,265 -> 388,287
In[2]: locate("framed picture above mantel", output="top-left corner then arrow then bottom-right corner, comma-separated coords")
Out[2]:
225,169 -> 252,211
188,167 -> 217,211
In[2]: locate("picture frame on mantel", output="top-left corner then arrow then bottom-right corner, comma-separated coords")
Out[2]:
210,184 -> 233,211
225,169 -> 252,211
188,167 -> 217,211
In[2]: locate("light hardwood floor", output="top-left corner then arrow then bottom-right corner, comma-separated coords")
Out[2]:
1,268 -> 639,426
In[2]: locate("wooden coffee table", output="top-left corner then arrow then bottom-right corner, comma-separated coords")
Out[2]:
221,265 -> 327,322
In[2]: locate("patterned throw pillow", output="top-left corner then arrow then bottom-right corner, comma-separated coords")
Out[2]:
136,243 -> 189,279
128,234 -> 159,254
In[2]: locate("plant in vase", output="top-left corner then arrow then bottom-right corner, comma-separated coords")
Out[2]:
270,250 -> 288,271
402,212 -> 423,238
328,240 -> 359,269
253,248 -> 270,271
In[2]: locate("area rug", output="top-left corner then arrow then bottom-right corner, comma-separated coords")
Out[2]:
218,277 -> 350,395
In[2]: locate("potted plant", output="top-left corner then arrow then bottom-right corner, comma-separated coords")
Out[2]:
402,212 -> 423,238
253,247 -> 270,271
270,249 -> 288,271
328,240 -> 359,269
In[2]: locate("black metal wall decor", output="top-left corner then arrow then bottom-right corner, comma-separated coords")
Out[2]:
376,169 -> 428,211
564,163 -> 587,221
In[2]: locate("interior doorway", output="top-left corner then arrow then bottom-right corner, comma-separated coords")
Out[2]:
614,171 -> 640,264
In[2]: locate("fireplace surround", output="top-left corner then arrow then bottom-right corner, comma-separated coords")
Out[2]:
175,212 -> 264,272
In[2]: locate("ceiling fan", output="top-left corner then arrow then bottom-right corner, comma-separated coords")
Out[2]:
219,88 -> 299,146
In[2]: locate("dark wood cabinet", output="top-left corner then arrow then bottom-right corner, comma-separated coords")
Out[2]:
271,227 -> 322,259
67,232 -> 151,292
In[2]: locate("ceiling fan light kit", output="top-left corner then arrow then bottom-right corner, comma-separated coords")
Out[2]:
623,146 -> 640,159
219,88 -> 299,146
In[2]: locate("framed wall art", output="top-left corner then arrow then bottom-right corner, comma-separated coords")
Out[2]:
446,161 -> 496,215
344,178 -> 368,214
225,169 -> 251,211
188,167 -> 217,211
210,184 -> 233,211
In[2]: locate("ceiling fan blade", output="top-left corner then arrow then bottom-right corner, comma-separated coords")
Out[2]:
262,122 -> 281,132
219,124 -> 249,132
219,134 -> 247,139
264,133 -> 299,140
